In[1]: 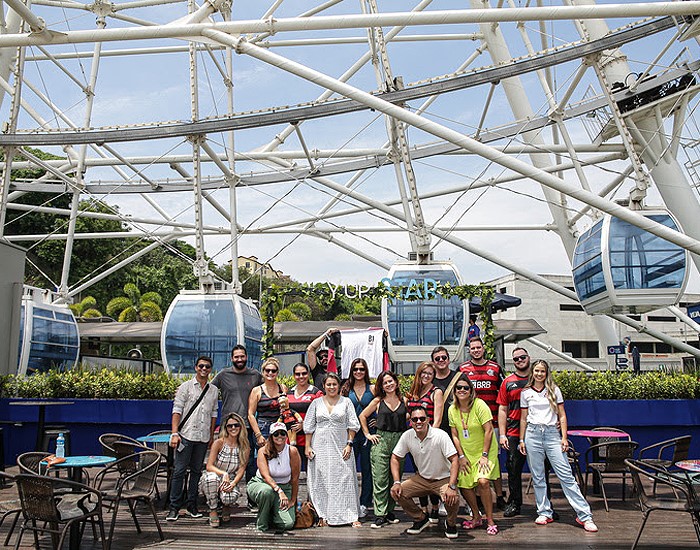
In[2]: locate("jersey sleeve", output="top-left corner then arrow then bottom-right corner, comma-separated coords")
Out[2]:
519,389 -> 530,409
554,386 -> 564,404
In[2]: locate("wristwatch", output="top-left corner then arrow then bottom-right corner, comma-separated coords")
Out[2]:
482,451 -> 489,457
448,483 -> 457,490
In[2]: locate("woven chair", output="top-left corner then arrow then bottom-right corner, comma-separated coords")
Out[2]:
14,473 -> 108,550
638,435 -> 692,495
94,450 -> 164,543
0,471 -> 21,547
142,430 -> 171,501
584,440 -> 638,512
99,434 -> 148,479
625,458 -> 700,549
16,452 -> 51,476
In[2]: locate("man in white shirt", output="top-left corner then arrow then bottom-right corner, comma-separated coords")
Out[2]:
390,405 -> 460,539
167,355 -> 218,521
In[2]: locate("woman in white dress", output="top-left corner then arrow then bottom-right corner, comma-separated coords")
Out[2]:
304,372 -> 362,527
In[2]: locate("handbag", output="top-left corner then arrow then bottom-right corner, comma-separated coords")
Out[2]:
294,500 -> 317,529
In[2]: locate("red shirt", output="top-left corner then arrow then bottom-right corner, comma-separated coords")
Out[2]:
496,372 -> 529,437
286,385 -> 323,447
459,360 -> 504,422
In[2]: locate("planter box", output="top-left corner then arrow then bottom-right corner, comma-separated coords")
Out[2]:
1,398 -> 698,467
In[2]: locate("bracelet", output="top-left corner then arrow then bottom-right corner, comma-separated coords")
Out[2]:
346,440 -> 354,445
393,480 -> 401,485
499,434 -> 507,439
519,439 -> 525,443
458,454 -> 465,459
254,432 -> 262,438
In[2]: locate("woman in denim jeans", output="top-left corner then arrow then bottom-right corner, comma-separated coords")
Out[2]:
518,360 -> 598,533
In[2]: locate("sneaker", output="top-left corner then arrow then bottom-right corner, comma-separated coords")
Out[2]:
496,495 -> 507,510
186,508 -> 203,519
386,512 -> 400,524
359,505 -> 368,518
428,508 -> 440,525
371,516 -> 387,529
576,518 -> 599,532
438,501 -> 447,517
445,523 -> 458,539
535,515 -> 554,525
166,509 -> 179,522
503,503 -> 521,517
248,502 -> 259,513
407,515 -> 430,534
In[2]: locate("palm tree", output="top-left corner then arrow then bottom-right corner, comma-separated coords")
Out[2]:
70,296 -> 103,319
106,283 -> 163,322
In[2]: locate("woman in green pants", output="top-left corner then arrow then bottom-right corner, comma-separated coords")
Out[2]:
359,371 -> 408,528
246,422 -> 301,532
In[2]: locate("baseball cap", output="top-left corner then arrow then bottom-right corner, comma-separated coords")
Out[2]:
269,421 -> 287,434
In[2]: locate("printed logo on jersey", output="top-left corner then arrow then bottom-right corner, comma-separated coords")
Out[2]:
368,335 -> 374,344
487,369 -> 494,377
473,380 -> 493,389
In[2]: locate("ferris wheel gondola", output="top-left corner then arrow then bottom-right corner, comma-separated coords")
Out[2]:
572,210 -> 690,315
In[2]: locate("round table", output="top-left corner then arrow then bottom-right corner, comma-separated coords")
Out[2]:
568,429 -> 630,438
675,459 -> 700,473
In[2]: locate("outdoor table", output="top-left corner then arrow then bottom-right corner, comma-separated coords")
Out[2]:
41,455 -> 116,550
9,400 -> 74,451
137,433 -> 173,508
675,459 -> 700,473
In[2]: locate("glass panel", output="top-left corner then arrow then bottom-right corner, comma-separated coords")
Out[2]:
163,298 -> 238,375
242,303 -> 264,370
572,221 -> 606,301
609,214 -> 686,290
17,305 -> 25,371
27,308 -> 79,374
386,268 -> 464,347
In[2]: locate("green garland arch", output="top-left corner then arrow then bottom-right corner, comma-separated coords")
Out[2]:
261,281 -> 495,360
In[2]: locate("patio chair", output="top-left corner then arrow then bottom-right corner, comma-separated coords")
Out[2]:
0,471 -> 21,547
142,430 -> 171,500
16,452 -> 51,476
524,439 -> 583,494
638,435 -> 692,495
625,458 -> 700,549
99,434 -> 148,478
584,440 -> 639,512
13,473 -> 108,550
93,450 -> 164,543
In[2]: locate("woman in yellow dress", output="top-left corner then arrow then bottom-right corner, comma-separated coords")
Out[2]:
448,374 -> 499,535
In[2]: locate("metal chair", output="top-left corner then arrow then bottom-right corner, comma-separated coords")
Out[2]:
0,471 -> 22,547
16,452 -> 51,476
584,440 -> 639,512
625,458 -> 700,549
638,435 -> 692,469
14,473 -> 108,550
93,450 -> 164,543
142,430 -> 171,501
99,434 -> 148,479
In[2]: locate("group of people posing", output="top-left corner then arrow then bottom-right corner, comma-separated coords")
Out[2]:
166,333 -> 598,538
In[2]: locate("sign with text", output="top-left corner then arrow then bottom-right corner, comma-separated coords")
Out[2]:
687,303 -> 700,326
607,345 -> 625,355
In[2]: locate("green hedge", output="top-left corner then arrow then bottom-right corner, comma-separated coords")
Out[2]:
1,369 -> 698,401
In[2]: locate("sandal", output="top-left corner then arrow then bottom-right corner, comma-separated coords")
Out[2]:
317,518 -> 328,527
352,521 -> 362,528
221,506 -> 231,523
462,517 -> 483,530
209,512 -> 220,528
486,523 -> 499,535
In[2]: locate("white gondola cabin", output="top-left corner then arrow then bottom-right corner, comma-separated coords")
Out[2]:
161,291 -> 264,375
381,262 -> 469,365
572,211 -> 689,314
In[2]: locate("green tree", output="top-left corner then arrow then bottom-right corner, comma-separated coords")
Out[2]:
107,283 -> 163,322
69,296 -> 103,319
275,308 -> 299,322
288,301 -> 312,320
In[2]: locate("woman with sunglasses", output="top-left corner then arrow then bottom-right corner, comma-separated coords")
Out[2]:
341,358 -> 376,518
359,370 -> 407,528
406,361 -> 444,520
247,422 -> 301,532
248,357 -> 288,449
286,363 -> 323,468
199,413 -> 249,527
449,374 -> 499,535
304,372 -> 362,527
518,360 -> 598,532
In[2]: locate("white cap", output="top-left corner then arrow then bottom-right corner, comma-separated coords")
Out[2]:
269,421 -> 287,434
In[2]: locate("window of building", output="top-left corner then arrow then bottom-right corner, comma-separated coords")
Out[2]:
560,304 -> 584,311
646,316 -> 677,323
499,287 -> 507,294
636,342 -> 654,353
562,341 -> 599,358
627,314 -> 642,321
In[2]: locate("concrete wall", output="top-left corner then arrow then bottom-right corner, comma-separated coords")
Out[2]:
0,242 -> 25,376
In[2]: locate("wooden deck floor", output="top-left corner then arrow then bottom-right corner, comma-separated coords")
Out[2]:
1,470 -> 698,549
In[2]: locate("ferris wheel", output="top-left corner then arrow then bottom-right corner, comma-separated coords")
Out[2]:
2,0 -> 700,369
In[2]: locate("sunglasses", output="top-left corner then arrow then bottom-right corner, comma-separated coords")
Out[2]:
294,371 -> 308,377
196,364 -> 212,369
226,423 -> 241,429
513,355 -> 528,362
352,368 -> 366,373
455,385 -> 471,391
271,431 -> 287,438
411,416 -> 428,423
433,355 -> 449,362
263,368 -> 278,374
318,354 -> 328,360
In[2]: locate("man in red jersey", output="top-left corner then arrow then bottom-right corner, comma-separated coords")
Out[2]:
459,337 -> 506,509
497,347 -> 531,517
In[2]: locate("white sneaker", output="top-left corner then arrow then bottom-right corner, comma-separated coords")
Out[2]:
535,515 -> 553,525
438,501 -> 447,517
577,518 -> 598,532
359,505 -> 368,518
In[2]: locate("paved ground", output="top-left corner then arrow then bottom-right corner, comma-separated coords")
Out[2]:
1,469 -> 699,549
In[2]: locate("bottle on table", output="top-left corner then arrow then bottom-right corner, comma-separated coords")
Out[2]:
56,432 -> 65,458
